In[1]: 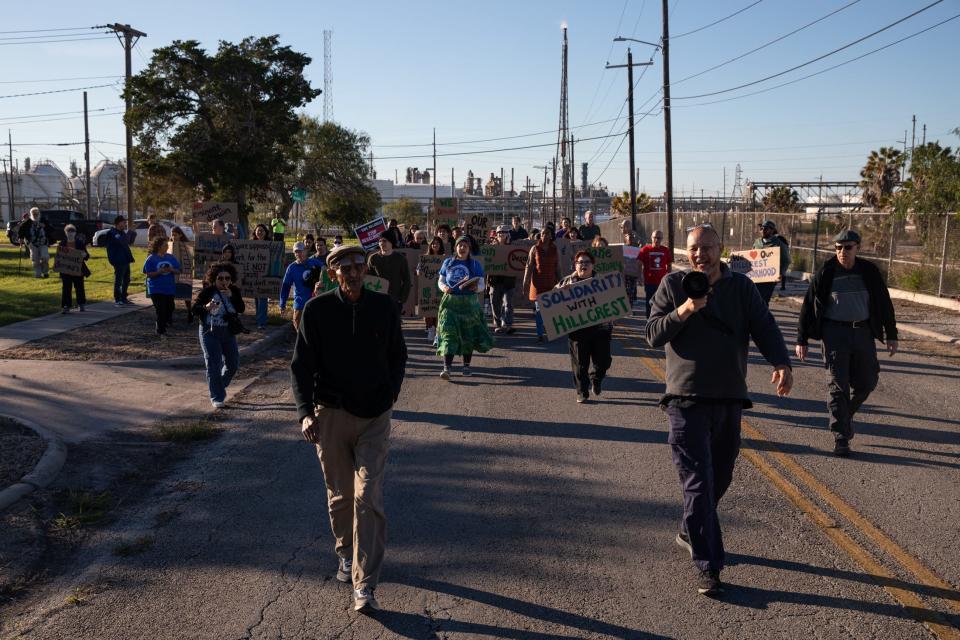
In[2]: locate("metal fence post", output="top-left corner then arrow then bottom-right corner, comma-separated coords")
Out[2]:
886,213 -> 897,284
812,207 -> 823,273
938,213 -> 950,297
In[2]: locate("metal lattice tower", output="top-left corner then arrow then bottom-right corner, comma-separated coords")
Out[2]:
555,26 -> 570,223
323,30 -> 333,122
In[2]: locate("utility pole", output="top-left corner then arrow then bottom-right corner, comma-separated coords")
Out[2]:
99,23 -> 147,222
8,131 -> 14,219
432,128 -> 437,204
606,48 -> 652,234
569,136 -> 576,223
551,157 -> 557,221
662,0 -> 675,251
911,114 -> 916,157
83,91 -> 92,220
451,168 -> 454,197
922,123 -> 926,145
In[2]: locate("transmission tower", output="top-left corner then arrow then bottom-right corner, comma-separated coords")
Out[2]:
555,26 -> 570,224
730,164 -> 744,210
323,30 -> 333,122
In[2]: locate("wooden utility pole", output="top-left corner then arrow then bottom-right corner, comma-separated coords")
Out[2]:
83,92 -> 92,220
7,131 -> 14,219
99,23 -> 147,222
662,0 -> 675,251
432,128 -> 437,204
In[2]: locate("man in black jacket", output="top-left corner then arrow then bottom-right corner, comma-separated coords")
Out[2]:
646,224 -> 793,597
796,229 -> 898,458
290,244 -> 407,615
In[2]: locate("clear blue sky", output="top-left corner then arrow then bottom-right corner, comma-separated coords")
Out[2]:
3,0 -> 958,198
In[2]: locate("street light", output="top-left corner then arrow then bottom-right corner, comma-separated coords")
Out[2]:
607,45 -> 652,235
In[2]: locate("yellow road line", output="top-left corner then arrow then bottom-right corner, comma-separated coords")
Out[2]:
627,344 -> 960,636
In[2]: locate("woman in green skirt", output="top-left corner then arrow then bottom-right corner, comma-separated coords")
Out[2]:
436,236 -> 493,379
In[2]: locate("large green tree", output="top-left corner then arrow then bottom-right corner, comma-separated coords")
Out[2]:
893,142 -> 960,245
383,197 -> 424,227
277,117 -> 381,231
859,146 -> 903,210
761,186 -> 800,212
124,35 -> 320,227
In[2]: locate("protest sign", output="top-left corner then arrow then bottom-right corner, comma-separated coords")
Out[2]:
355,217 -> 387,251
479,242 -> 530,278
622,245 -> 641,277
169,241 -> 195,296
363,275 -> 391,295
537,271 -> 631,341
464,213 -> 490,244
191,202 -> 238,234
193,234 -> 284,297
53,246 -> 84,277
393,248 -> 424,317
416,254 -> 446,318
430,197 -> 458,233
726,247 -> 780,283
589,245 -> 624,275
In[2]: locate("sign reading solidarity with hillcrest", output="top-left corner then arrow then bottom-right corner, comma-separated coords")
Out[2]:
537,272 -> 631,341
726,247 -> 780,283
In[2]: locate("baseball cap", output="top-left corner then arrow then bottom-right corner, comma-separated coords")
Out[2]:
496,224 -> 510,233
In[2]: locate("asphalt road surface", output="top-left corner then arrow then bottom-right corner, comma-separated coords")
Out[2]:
3,298 -> 959,639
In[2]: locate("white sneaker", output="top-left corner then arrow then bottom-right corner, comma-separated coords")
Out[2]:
439,368 -> 451,380
211,400 -> 225,409
353,588 -> 380,614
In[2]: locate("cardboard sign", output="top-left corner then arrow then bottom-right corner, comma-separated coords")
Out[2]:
416,254 -> 446,318
356,217 -> 387,251
169,240 -> 194,285
431,198 -> 458,233
363,275 -> 391,295
537,272 -> 631,341
555,238 -> 588,274
479,242 -> 530,278
394,248 -> 424,317
727,247 -> 781,283
191,202 -> 239,234
464,213 -> 490,245
622,244 -> 641,278
53,245 -> 84,277
193,234 -> 284,297
589,245 -> 624,275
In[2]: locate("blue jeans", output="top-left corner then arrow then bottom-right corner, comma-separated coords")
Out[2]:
199,325 -> 239,403
255,298 -> 268,328
644,283 -> 659,319
534,301 -> 545,337
113,263 -> 131,302
666,401 -> 742,572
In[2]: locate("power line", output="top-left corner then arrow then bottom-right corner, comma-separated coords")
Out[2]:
0,30 -> 110,42
0,107 -> 112,121
580,0 -> 631,126
673,0 -> 862,86
0,83 -> 119,100
674,0 -> 945,100
673,12 -> 960,108
0,26 -> 96,35
0,36 -> 114,46
0,75 -> 121,85
0,111 -> 125,126
672,0 -> 765,39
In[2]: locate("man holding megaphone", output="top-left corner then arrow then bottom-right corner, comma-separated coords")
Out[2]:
645,224 -> 793,597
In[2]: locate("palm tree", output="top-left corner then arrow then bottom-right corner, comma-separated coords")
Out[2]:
611,191 -> 656,216
761,186 -> 800,212
860,147 -> 902,210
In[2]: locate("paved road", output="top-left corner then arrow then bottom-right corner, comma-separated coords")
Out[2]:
3,299 -> 959,639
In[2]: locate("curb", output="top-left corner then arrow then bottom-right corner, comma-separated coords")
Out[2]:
777,295 -> 960,344
0,413 -> 68,512
100,325 -> 290,368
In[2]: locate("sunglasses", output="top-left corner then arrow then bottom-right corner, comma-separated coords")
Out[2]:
575,260 -> 593,266
337,263 -> 366,273
835,244 -> 857,252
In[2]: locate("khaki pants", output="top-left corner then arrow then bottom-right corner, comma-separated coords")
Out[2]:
314,406 -> 391,590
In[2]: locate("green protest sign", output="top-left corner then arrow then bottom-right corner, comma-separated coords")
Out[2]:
537,272 -> 631,341
416,254 -> 445,318
588,245 -> 624,275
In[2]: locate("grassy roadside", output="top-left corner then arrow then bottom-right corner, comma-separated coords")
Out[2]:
0,245 -> 150,327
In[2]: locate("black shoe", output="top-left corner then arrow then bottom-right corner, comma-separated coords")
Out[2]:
576,392 -> 589,404
591,378 -> 602,396
697,570 -> 724,596
834,438 -> 851,458
505,327 -> 516,335
675,532 -> 692,559
336,557 -> 352,583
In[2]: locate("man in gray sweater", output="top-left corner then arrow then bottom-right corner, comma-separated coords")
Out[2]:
646,224 -> 793,597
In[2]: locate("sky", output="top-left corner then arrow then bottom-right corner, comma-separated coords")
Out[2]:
2,0 -> 958,199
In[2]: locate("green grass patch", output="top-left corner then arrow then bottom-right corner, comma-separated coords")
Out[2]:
51,489 -> 113,530
156,420 -> 216,443
112,535 -> 156,557
0,244 -> 150,327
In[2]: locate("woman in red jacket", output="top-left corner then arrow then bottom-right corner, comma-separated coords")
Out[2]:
523,227 -> 559,342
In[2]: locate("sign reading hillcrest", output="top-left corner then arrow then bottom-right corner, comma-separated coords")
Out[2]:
537,272 -> 631,341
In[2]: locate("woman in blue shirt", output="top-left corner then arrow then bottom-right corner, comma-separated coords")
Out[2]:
142,236 -> 181,338
436,235 -> 493,378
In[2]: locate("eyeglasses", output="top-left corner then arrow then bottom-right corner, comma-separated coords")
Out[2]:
336,263 -> 365,273
835,244 -> 857,252
575,260 -> 593,266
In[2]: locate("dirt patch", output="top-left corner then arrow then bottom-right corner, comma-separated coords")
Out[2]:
0,308 -> 282,362
0,417 -> 45,487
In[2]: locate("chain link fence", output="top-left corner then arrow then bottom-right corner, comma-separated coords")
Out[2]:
630,210 -> 960,299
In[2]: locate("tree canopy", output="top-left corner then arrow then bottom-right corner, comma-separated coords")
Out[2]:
859,147 -> 903,211
124,35 -> 320,226
383,197 -> 424,228
761,186 -> 801,213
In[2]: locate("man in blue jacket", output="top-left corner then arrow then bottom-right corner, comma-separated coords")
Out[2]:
104,215 -> 137,305
279,241 -> 314,330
